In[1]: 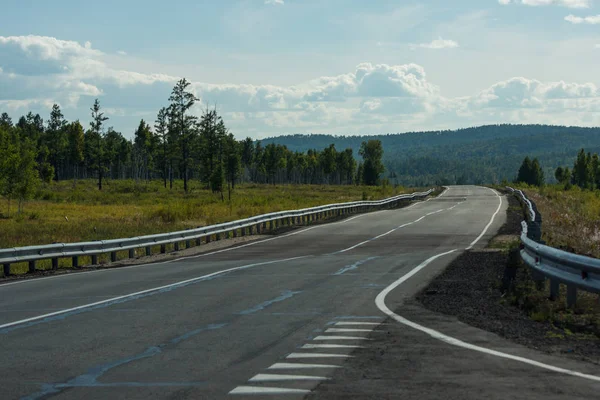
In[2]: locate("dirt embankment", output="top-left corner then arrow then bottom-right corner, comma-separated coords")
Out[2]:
417,194 -> 600,365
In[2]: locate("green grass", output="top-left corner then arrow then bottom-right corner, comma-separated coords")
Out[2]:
0,179 -> 416,249
504,184 -> 600,338
520,184 -> 600,258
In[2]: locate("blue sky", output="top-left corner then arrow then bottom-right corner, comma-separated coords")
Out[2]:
2,0 -> 600,138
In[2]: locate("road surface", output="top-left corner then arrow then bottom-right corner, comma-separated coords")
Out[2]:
1,186 -> 597,399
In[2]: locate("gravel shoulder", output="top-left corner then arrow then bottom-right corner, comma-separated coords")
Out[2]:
417,194 -> 600,365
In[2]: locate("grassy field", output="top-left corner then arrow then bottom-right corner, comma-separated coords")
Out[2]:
508,184 -> 600,340
0,179 -> 413,249
523,185 -> 600,258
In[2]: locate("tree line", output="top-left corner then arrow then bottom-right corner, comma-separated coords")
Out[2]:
0,79 -> 385,214
515,148 -> 600,190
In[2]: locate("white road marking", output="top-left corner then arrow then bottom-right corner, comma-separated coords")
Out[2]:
301,344 -> 363,349
334,322 -> 381,326
249,374 -> 329,382
268,363 -> 341,370
426,210 -> 444,216
229,386 -> 310,395
1,191 -> 439,288
375,187 -> 600,383
287,353 -> 352,359
466,188 -> 503,250
0,227 -> 320,288
325,328 -> 375,333
0,255 -> 312,330
313,335 -> 370,341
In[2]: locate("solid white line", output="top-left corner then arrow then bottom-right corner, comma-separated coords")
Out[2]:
0,255 -> 311,330
0,227 -> 319,289
313,336 -> 370,341
287,353 -> 352,359
301,344 -> 363,349
249,373 -> 329,382
325,328 -> 375,333
268,363 -> 341,370
375,208 -> 600,383
334,322 -> 382,326
466,188 -> 503,250
229,386 -> 310,395
0,192 -> 431,288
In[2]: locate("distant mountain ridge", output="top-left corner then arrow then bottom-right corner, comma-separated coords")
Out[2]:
260,124 -> 600,186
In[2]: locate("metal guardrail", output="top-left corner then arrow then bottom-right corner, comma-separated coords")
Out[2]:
0,189 -> 435,276
507,187 -> 600,306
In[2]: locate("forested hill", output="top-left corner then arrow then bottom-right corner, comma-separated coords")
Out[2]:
261,124 -> 600,186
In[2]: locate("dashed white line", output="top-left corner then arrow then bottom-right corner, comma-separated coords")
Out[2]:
313,335 -> 370,341
249,373 -> 329,382
301,344 -> 363,349
268,363 -> 341,370
325,328 -> 375,333
334,322 -> 381,326
0,255 -> 312,330
287,353 -> 352,359
229,386 -> 310,395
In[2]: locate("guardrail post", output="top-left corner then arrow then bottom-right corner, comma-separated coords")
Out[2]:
29,260 -> 36,273
51,258 -> 58,270
92,254 -> 98,265
129,249 -> 135,259
216,233 -> 222,241
146,246 -> 152,256
549,279 -> 559,301
71,257 -> 78,269
186,240 -> 191,249
206,235 -> 211,243
241,227 -> 246,237
160,244 -> 166,253
567,285 -> 577,308
110,252 -> 117,263
3,263 -> 10,277
174,242 -> 180,251
196,238 -> 201,246
233,229 -> 238,238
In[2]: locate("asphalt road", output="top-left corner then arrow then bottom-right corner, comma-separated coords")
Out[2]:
1,186 -> 597,399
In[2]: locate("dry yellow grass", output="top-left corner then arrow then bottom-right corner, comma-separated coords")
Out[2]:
0,179 -> 413,249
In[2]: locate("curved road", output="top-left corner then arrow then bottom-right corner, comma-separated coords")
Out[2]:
0,186 -> 597,399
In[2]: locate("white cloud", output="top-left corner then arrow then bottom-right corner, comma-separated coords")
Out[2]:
409,38 -> 459,50
265,0 -> 284,5
499,0 -> 590,7
117,50 -> 127,56
4,35 -> 600,137
564,14 -> 600,23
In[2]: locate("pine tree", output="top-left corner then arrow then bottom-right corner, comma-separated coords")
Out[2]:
168,79 -> 198,193
88,99 -> 109,190
46,104 -> 68,180
360,140 -> 385,186
155,107 -> 169,188
66,121 -> 85,187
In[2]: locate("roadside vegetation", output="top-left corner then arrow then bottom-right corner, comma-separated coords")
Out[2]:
500,150 -> 600,348
0,179 -> 407,250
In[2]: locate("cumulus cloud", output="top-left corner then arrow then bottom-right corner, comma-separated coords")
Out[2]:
409,38 -> 459,50
3,35 -> 600,136
564,14 -> 600,23
265,0 -> 284,5
499,0 -> 590,7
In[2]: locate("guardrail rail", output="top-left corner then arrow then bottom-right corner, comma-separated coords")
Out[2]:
507,187 -> 600,307
0,189 -> 435,277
